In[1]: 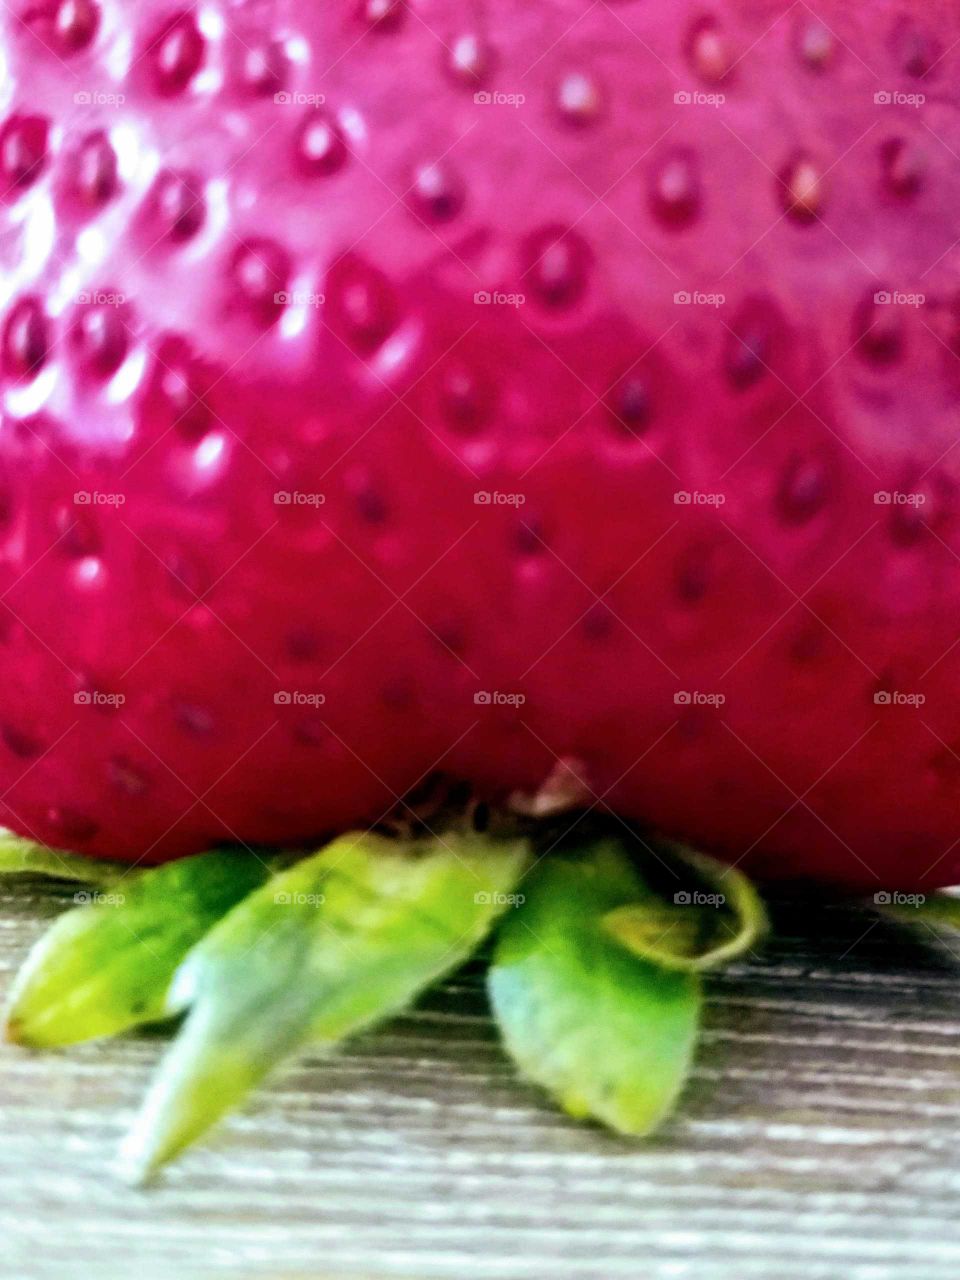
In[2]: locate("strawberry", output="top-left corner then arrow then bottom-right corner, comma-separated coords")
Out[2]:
0,0 -> 955,893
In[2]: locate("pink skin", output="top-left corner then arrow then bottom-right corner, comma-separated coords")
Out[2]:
0,0 -> 956,887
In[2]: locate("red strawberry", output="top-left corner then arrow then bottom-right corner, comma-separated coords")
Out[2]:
0,0 -> 955,889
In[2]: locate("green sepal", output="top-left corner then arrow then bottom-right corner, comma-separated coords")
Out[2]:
602,844 -> 768,972
0,828 -> 116,884
4,850 -> 274,1048
488,840 -> 702,1137
874,889 -> 960,929
120,828 -> 531,1182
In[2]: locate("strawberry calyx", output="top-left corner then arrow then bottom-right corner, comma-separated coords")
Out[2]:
0,816 -> 772,1180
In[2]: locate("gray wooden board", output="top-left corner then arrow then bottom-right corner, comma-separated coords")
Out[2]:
0,877 -> 958,1280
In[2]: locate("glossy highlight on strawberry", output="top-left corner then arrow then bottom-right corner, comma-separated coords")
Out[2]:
0,1 -> 957,889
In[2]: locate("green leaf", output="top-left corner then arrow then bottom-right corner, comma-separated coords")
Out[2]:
602,844 -> 768,972
120,828 -> 531,1182
873,889 -> 960,928
0,828 -> 116,884
4,850 -> 273,1048
488,840 -> 702,1136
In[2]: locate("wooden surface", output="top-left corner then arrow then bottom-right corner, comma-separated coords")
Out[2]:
1,879 -> 960,1279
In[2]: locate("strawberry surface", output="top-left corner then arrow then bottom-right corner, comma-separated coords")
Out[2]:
0,0 -> 957,887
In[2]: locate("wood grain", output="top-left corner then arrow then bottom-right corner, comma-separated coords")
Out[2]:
1,879 -> 959,1279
